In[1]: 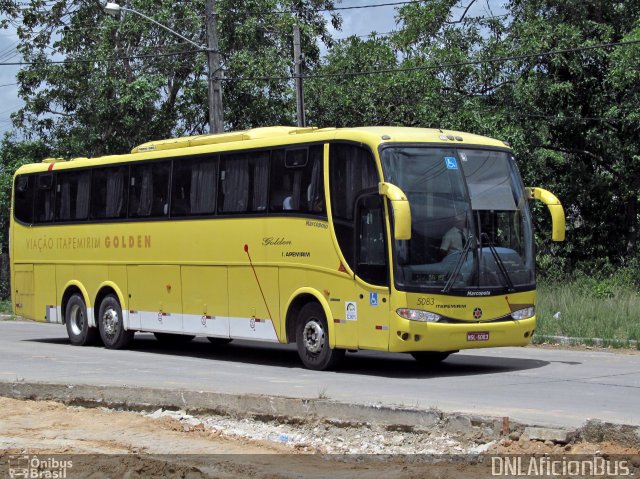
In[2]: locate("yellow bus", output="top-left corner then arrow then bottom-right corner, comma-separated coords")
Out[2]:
10,126 -> 565,370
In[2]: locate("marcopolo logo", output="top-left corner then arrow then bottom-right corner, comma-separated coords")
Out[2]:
467,290 -> 491,296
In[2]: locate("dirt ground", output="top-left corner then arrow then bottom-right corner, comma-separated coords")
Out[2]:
1,397 -> 639,479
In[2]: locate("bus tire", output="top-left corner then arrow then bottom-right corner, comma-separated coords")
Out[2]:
65,293 -> 99,346
98,294 -> 133,349
410,351 -> 453,364
295,303 -> 344,371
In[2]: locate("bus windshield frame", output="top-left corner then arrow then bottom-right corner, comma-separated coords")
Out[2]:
380,144 -> 535,296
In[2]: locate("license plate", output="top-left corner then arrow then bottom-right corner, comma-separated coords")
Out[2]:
467,331 -> 489,341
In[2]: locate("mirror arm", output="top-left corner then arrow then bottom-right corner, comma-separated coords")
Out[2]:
525,187 -> 566,242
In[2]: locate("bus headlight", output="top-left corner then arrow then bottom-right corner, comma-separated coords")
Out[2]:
397,308 -> 441,323
511,307 -> 535,320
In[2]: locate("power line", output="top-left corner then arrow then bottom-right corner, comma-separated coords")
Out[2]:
220,38 -> 640,82
0,48 -> 206,66
2,32 -> 638,88
332,13 -> 508,40
242,1 -> 421,15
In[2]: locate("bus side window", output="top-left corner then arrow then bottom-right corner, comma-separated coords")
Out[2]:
171,155 -> 218,216
129,161 -> 170,218
269,149 -> 290,212
56,170 -> 91,222
306,145 -> 325,214
14,175 -> 35,224
329,143 -> 379,268
356,195 -> 388,286
90,165 -> 128,220
219,151 -> 269,214
34,174 -> 55,223
269,145 -> 325,215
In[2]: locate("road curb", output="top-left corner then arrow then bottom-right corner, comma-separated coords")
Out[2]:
2,379 -> 639,448
5,381 -> 640,447
0,380 -> 525,440
534,334 -> 639,349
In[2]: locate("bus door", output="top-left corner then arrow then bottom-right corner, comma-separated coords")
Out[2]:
354,193 -> 390,351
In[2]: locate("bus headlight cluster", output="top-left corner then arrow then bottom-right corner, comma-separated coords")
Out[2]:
511,307 -> 535,320
396,308 -> 441,323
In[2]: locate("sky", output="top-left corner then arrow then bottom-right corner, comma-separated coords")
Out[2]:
0,0 -> 504,137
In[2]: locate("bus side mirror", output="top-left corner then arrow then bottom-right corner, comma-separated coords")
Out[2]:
526,187 -> 565,241
379,182 -> 411,240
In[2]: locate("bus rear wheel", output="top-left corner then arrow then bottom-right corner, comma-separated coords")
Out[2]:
65,293 -> 99,346
295,303 -> 344,371
98,294 -> 133,349
410,351 -> 453,364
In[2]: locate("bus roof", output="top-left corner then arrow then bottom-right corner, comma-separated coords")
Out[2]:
15,126 -> 509,175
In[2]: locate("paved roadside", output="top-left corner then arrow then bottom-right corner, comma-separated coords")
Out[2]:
1,319 -> 639,433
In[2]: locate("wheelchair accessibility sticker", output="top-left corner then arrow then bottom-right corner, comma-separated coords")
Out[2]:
444,157 -> 458,169
370,292 -> 379,306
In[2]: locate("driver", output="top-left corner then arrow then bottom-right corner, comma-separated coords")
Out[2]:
440,214 -> 468,256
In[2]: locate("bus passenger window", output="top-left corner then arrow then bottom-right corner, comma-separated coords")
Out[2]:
129,162 -> 170,218
171,156 -> 218,216
14,175 -> 34,224
219,152 -> 268,214
306,146 -> 325,214
269,145 -> 325,215
90,166 -> 128,220
34,174 -> 55,223
56,171 -> 91,222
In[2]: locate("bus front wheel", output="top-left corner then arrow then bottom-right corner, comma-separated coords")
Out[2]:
98,294 -> 133,349
295,303 -> 344,371
65,293 -> 99,346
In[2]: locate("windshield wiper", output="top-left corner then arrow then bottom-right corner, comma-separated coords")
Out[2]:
442,234 -> 474,294
480,232 -> 515,292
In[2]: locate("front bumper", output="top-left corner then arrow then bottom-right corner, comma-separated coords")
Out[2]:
388,315 -> 536,353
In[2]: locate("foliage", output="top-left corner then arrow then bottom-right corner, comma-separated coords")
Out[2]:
308,0 -> 640,269
0,134 -> 49,255
1,0 -> 640,281
0,135 -> 49,299
0,0 -> 339,156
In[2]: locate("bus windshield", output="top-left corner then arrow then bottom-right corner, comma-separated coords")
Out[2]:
381,146 -> 535,294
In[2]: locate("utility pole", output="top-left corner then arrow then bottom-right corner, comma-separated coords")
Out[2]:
205,0 -> 224,133
293,25 -> 305,127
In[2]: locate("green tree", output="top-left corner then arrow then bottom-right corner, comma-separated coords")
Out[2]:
0,135 -> 49,299
0,0 -> 340,156
0,135 -> 49,257
308,0 -> 640,266
498,0 -> 640,261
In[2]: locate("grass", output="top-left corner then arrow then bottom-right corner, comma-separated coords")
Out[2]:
0,299 -> 15,319
535,280 -> 640,348
318,386 -> 329,400
0,299 -> 13,314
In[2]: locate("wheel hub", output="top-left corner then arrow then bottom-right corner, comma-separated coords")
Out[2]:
69,304 -> 84,336
103,308 -> 118,337
302,320 -> 324,354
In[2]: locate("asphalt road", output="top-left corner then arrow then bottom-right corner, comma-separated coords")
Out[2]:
1,319 -> 639,428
